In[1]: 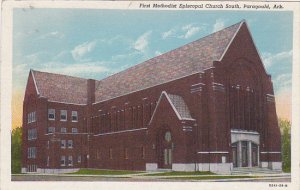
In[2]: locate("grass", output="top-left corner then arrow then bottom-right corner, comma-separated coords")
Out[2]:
68,169 -> 144,175
144,171 -> 214,176
167,175 -> 258,180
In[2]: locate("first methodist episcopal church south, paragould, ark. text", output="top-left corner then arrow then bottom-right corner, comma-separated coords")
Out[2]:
21,20 -> 282,174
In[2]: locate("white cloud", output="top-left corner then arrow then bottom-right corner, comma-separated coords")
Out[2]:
71,40 -> 97,62
212,19 -> 225,33
37,31 -> 64,40
180,24 -> 201,39
262,50 -> 292,68
162,24 -> 202,40
162,29 -> 176,39
47,62 -> 110,75
134,31 -> 152,52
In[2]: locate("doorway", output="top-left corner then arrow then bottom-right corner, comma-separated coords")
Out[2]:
158,131 -> 173,169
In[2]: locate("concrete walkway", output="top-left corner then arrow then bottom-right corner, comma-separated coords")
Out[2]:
12,171 -> 291,182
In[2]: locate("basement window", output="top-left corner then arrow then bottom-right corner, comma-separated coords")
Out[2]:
48,109 -> 55,120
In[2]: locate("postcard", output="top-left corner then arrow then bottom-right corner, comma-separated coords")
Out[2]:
1,1 -> 299,190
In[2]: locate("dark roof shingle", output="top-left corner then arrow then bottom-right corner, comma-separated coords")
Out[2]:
30,21 -> 243,104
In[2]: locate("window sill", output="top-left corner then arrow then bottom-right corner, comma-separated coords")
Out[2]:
60,120 -> 67,122
71,120 -> 78,123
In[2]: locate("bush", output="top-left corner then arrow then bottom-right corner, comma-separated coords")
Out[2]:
11,127 -> 22,174
278,118 -> 291,173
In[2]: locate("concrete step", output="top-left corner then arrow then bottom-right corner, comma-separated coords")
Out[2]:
232,167 -> 282,175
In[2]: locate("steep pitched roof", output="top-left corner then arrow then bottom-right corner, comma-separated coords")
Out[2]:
31,70 -> 88,104
29,21 -> 244,104
94,21 -> 243,102
166,93 -> 193,120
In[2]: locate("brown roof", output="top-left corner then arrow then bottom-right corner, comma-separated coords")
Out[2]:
94,21 -> 243,102
31,21 -> 243,104
32,70 -> 88,104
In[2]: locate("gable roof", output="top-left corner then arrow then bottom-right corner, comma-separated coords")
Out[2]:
149,91 -> 195,125
94,21 -> 243,102
29,21 -> 245,104
31,70 -> 88,104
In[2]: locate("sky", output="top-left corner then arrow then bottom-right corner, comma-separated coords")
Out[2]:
12,9 -> 293,129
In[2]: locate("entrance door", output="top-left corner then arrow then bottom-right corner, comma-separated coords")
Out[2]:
251,143 -> 258,167
232,143 -> 238,167
241,141 -> 248,167
158,131 -> 173,169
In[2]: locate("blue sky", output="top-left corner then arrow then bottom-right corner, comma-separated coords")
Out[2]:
13,9 -> 293,97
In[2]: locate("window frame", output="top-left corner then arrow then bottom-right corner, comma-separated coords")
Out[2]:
71,111 -> 78,122
61,140 -> 66,149
72,128 -> 78,133
67,140 -> 73,149
48,109 -> 55,120
60,110 -> 67,121
60,156 -> 66,166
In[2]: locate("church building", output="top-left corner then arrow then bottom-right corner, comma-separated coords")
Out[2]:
21,20 -> 282,174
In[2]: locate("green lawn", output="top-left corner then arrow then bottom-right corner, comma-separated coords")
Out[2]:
167,175 -> 258,180
68,169 -> 144,175
144,171 -> 214,176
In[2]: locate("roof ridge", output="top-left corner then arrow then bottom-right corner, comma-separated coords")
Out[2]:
99,20 -> 244,82
31,69 -> 97,81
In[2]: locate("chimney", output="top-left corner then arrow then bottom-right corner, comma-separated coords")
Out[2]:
87,79 -> 95,104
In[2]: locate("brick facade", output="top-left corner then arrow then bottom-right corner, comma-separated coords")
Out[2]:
21,21 -> 281,174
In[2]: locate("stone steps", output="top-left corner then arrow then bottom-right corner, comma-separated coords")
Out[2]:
231,167 -> 283,175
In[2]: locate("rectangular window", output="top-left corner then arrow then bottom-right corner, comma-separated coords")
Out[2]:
72,128 -> 78,133
61,140 -> 66,149
67,140 -> 73,148
47,156 -> 50,167
47,141 -> 50,149
124,148 -> 129,160
27,111 -> 36,123
71,111 -> 78,122
60,110 -> 67,121
47,127 -> 55,134
109,148 -> 113,159
60,156 -> 65,166
68,156 -> 73,166
142,146 -> 145,159
27,147 -> 36,158
28,128 -> 37,140
48,109 -> 55,120
61,128 -> 67,133
78,155 -> 81,163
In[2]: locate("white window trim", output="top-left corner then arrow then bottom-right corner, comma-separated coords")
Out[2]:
60,110 -> 67,121
71,111 -> 78,122
61,156 -> 66,166
61,140 -> 66,149
68,155 -> 73,166
48,109 -> 55,120
68,140 -> 73,149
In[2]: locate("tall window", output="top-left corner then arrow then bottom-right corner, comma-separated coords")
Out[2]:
27,147 -> 36,159
28,128 -> 37,140
109,148 -> 113,159
124,148 -> 129,160
60,110 -> 67,121
67,140 -> 73,148
27,112 -> 36,123
61,140 -> 66,149
61,156 -> 65,166
78,155 -> 81,163
71,111 -> 78,122
47,156 -> 50,167
48,109 -> 55,120
68,156 -> 73,166
141,146 -> 145,159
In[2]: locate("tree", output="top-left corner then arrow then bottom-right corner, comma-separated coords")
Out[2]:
11,127 -> 22,174
278,118 -> 291,173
